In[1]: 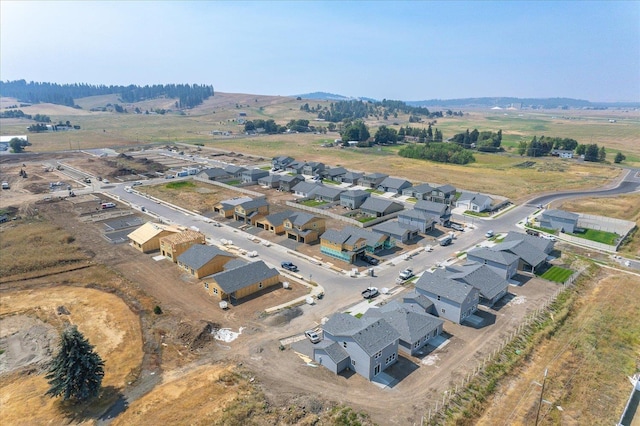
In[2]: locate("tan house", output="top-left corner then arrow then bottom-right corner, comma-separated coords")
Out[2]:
176,244 -> 235,279
213,196 -> 253,218
254,211 -> 295,234
234,198 -> 269,224
283,212 -> 326,243
159,230 -> 206,263
128,222 -> 182,253
202,260 -> 280,302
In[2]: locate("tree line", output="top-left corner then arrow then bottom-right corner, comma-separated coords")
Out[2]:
450,128 -> 503,152
398,142 -> 475,165
314,99 -> 447,122
0,80 -> 214,109
0,110 -> 51,122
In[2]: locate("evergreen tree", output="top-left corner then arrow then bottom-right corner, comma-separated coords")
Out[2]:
45,326 -> 104,402
598,146 -> 606,162
614,152 -> 626,163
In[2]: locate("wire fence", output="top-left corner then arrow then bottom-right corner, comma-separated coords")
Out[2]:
423,268 -> 585,425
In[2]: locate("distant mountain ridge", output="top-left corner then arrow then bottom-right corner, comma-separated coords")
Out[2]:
294,92 -> 639,108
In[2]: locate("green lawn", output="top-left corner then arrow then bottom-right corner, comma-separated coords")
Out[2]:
569,229 -> 619,245
165,181 -> 195,190
465,210 -> 490,217
322,179 -> 341,186
300,199 -> 327,207
539,266 -> 574,283
357,216 -> 376,223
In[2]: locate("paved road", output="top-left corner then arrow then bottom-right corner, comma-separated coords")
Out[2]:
94,164 -> 640,314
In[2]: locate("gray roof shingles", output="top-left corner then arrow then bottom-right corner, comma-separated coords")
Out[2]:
210,260 -> 279,293
415,269 -> 477,304
177,244 -> 233,270
323,313 -> 399,357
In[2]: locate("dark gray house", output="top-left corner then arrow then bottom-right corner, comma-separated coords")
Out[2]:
398,209 -> 437,233
292,181 -> 322,198
360,197 -> 404,218
316,313 -> 400,381
414,200 -> 451,225
445,263 -> 509,306
539,209 -> 579,233
313,185 -> 345,202
492,240 -> 549,274
372,220 -> 420,244
340,189 -> 371,209
415,269 -> 480,324
302,161 -> 325,176
279,174 -> 305,192
363,299 -> 444,356
377,177 -> 413,194
466,247 -> 519,279
241,168 -> 269,184
223,164 -> 247,179
322,166 -> 348,181
197,167 -> 230,181
402,183 -> 434,200
338,171 -> 363,185
431,184 -> 457,205
272,156 -> 294,170
503,232 -> 554,254
257,174 -> 280,188
360,172 -> 389,188
285,161 -> 306,175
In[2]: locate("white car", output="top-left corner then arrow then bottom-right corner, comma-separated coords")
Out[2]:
305,330 -> 321,344
398,268 -> 414,281
485,230 -> 494,238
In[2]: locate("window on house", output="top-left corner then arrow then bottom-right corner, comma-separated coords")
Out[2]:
351,360 -> 356,366
213,288 -> 218,294
441,308 -> 446,314
437,295 -> 441,301
375,351 -> 381,359
204,283 -> 209,289
343,342 -> 347,348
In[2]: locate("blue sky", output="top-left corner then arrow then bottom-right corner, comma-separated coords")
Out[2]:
1,1 -> 638,102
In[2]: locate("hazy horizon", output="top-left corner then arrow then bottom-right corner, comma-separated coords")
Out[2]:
1,1 -> 638,103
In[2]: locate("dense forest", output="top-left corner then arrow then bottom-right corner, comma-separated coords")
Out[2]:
311,99 -> 444,122
0,80 -> 214,109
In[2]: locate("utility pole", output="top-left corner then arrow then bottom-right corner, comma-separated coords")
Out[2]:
534,368 -> 548,426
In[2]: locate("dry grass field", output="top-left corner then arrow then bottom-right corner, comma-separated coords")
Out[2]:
139,180 -> 242,214
476,270 -> 640,425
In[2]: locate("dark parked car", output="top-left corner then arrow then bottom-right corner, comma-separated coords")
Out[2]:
281,261 -> 298,272
361,254 -> 379,265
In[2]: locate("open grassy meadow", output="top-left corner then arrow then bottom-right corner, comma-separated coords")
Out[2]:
1,93 -> 637,202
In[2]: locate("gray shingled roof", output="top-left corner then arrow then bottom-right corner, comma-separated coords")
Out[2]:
177,244 -> 233,270
238,197 -> 268,210
224,165 -> 246,174
315,341 -> 350,364
280,174 -> 304,183
323,313 -> 399,357
436,184 -> 456,193
342,171 -> 363,181
258,174 -> 280,184
364,301 -> 443,344
222,258 -> 248,271
314,186 -> 345,199
399,208 -> 436,222
467,246 -> 519,266
364,172 -> 388,180
324,167 -> 347,178
198,168 -> 229,179
372,220 -> 418,237
447,263 -> 509,300
288,212 -> 317,227
543,209 -> 579,221
379,177 -> 412,190
341,189 -> 370,199
411,183 -> 434,193
360,197 -> 404,214
414,200 -> 448,216
210,260 -> 279,294
218,196 -> 253,207
458,192 -> 492,206
262,210 -> 295,226
495,240 -> 547,267
292,181 -> 322,194
503,231 -> 553,253
415,269 -> 477,303
402,291 -> 435,312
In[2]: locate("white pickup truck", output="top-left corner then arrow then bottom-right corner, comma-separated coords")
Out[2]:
397,268 -> 414,282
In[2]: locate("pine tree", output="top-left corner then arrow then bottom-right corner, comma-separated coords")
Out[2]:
45,326 -> 104,402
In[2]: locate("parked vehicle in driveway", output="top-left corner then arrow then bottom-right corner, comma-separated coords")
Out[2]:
450,223 -> 464,231
361,287 -> 379,299
485,230 -> 494,238
305,330 -> 321,344
281,261 -> 298,272
439,235 -> 453,246
361,254 -> 379,265
526,228 -> 540,236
